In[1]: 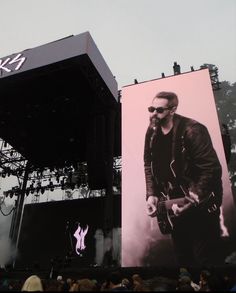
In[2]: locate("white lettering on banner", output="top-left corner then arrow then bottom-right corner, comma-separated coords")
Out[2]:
8,53 -> 26,70
0,58 -> 11,73
73,223 -> 89,256
0,53 -> 26,75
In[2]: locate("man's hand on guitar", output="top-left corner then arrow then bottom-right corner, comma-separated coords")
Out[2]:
187,191 -> 199,206
171,191 -> 200,217
146,196 -> 158,217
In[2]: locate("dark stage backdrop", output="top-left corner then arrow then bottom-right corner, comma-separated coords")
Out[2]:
16,195 -> 121,270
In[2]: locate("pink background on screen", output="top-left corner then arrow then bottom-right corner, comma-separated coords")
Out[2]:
121,69 -> 235,267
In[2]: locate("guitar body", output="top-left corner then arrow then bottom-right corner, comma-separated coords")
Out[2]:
156,191 -> 217,235
156,208 -> 174,235
156,194 -> 175,235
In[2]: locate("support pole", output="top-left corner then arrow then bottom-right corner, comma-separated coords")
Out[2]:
104,107 -> 116,233
9,162 -> 30,263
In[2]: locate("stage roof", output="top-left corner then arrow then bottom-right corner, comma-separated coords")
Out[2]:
0,32 -> 119,168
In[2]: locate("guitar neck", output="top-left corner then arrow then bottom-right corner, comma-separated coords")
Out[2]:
164,198 -> 186,210
163,192 -> 214,211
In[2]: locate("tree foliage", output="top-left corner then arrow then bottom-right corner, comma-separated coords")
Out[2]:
201,64 -> 236,198
213,77 -> 236,194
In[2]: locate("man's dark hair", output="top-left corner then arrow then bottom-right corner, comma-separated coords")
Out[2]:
200,270 -> 211,281
153,91 -> 179,107
109,271 -> 122,285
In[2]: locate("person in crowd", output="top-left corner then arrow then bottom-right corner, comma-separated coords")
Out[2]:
21,275 -> 43,291
121,278 -> 131,290
132,274 -> 148,291
62,278 -> 72,291
109,271 -> 129,291
76,278 -> 96,291
199,270 -> 211,291
179,268 -> 200,291
176,276 -> 195,292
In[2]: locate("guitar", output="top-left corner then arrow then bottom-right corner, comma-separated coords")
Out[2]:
156,191 -> 218,235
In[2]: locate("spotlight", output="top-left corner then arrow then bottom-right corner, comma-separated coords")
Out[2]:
48,181 -> 54,192
36,185 -> 41,194
60,179 -> 65,190
6,168 -> 11,177
18,169 -> 23,176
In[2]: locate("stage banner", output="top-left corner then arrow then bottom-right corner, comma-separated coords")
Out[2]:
122,69 -> 236,267
16,195 -> 121,270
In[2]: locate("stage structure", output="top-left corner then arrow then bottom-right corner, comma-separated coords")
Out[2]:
16,195 -> 121,270
0,32 -> 120,262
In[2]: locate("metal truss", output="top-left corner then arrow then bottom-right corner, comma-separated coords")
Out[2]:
0,136 -> 122,201
0,139 -> 27,179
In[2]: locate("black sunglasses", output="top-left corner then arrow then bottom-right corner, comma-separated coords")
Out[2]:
148,106 -> 173,113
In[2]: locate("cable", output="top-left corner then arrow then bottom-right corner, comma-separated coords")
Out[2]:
0,203 -> 15,216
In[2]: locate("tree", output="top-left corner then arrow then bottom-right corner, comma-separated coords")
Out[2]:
213,79 -> 236,200
201,64 -> 236,201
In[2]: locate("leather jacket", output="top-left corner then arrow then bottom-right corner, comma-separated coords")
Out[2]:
144,114 -> 223,206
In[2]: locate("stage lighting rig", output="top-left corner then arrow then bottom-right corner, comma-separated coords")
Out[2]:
0,138 -> 27,179
3,186 -> 21,198
113,156 -> 121,192
1,141 -> 121,201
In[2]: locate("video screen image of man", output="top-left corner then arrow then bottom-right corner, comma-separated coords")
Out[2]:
121,69 -> 236,268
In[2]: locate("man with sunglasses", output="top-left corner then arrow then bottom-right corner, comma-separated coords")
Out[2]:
144,91 -> 224,266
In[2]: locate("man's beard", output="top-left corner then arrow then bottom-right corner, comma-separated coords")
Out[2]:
149,115 -> 168,129
149,117 -> 158,129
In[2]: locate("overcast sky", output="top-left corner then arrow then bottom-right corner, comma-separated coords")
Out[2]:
0,0 -> 236,87
0,0 -> 235,195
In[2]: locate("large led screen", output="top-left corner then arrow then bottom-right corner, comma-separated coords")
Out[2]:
122,69 -> 236,267
16,195 -> 121,270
